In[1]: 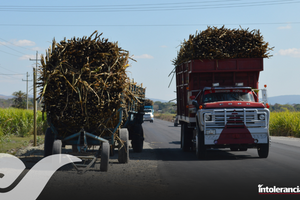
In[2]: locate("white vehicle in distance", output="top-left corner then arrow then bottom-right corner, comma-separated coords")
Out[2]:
143,108 -> 154,123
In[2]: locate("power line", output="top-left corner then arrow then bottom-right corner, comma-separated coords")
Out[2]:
0,65 -> 20,74
0,0 -> 299,12
0,49 -> 21,57
0,73 -> 25,75
0,37 -> 35,51
0,40 -> 26,55
0,22 -> 299,27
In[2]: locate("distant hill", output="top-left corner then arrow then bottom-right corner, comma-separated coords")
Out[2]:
150,98 -> 169,103
0,94 -> 13,99
268,95 -> 300,105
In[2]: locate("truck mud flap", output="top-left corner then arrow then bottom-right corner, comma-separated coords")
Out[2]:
216,125 -> 254,145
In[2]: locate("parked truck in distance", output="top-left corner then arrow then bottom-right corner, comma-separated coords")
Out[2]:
176,58 -> 270,159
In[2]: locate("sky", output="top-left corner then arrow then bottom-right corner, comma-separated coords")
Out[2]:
0,0 -> 299,101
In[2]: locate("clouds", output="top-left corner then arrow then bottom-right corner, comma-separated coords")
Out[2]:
19,54 -> 35,60
12,39 -> 36,46
278,24 -> 292,30
278,48 -> 300,58
0,39 -> 36,47
134,54 -> 154,59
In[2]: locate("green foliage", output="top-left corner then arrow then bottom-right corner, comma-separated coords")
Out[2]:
269,103 -> 300,112
0,108 -> 47,138
154,101 -> 176,114
12,91 -> 27,109
269,111 -> 300,138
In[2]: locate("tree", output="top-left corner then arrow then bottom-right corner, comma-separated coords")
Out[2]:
12,90 -> 27,109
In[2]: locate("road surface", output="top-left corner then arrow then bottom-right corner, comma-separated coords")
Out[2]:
8,119 -> 300,200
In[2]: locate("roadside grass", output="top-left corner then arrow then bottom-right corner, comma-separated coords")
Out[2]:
0,134 -> 44,154
154,113 -> 176,122
0,108 -> 47,153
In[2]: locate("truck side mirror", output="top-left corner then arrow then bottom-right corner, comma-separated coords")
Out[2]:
192,100 -> 199,111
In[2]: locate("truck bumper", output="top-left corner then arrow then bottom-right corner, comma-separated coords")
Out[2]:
204,127 -> 269,146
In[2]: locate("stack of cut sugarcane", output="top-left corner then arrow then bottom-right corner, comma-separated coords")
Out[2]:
144,99 -> 154,106
37,31 -> 144,138
173,26 -> 274,66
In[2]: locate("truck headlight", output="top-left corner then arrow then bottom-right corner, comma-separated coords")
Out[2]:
205,114 -> 212,121
259,114 -> 265,120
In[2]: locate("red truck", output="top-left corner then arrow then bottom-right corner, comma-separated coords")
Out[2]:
176,58 -> 270,159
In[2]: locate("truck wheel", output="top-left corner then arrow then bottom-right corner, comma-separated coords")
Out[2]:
44,128 -> 54,157
181,123 -> 192,151
257,143 -> 269,158
131,124 -> 144,153
118,128 -> 129,163
196,130 -> 206,160
52,139 -> 62,154
100,142 -> 110,171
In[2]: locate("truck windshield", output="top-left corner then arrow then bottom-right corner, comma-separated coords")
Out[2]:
144,109 -> 152,112
203,92 -> 255,103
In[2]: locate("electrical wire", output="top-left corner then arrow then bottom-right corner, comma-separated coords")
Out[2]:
0,22 -> 298,27
0,49 -> 21,57
0,0 -> 299,12
0,37 -> 35,51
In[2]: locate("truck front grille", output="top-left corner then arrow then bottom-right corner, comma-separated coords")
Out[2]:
202,108 -> 269,129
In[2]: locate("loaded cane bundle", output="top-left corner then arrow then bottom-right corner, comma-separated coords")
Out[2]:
37,31 -> 144,138
173,26 -> 274,66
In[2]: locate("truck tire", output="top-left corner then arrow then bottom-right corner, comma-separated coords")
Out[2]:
196,129 -> 206,160
100,142 -> 110,171
181,123 -> 192,151
52,139 -> 62,154
44,128 -> 54,157
118,128 -> 129,163
131,124 -> 144,153
257,143 -> 269,158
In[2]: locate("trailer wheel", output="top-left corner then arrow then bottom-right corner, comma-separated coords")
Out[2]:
257,143 -> 269,158
131,124 -> 144,153
100,142 -> 110,171
195,120 -> 206,160
118,128 -> 129,163
44,128 -> 54,157
52,139 -> 62,154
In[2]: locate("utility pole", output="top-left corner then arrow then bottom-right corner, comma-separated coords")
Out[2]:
22,72 -> 32,110
29,51 -> 41,147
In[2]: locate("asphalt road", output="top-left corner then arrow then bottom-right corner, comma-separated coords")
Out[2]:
7,119 -> 300,200
143,119 -> 300,200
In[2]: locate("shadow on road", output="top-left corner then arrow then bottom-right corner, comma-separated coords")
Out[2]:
129,147 -> 260,162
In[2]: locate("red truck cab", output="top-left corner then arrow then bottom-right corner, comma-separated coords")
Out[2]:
176,58 -> 270,159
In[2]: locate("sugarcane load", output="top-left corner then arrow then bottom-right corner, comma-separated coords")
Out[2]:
38,31 -> 146,171
173,26 -> 272,159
